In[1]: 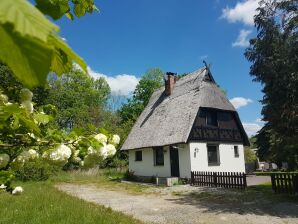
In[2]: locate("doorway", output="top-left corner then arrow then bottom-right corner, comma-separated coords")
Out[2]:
170,146 -> 180,177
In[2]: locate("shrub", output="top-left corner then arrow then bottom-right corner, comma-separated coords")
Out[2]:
123,170 -> 136,181
13,159 -> 56,181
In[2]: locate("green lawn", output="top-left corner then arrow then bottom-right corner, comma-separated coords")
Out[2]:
0,176 -> 143,224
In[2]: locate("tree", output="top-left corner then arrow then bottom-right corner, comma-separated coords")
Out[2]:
245,0 -> 298,169
0,62 -> 49,107
119,68 -> 164,123
47,68 -> 110,129
0,0 -> 97,87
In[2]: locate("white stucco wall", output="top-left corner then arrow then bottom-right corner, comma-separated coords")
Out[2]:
128,142 -> 245,178
189,142 -> 245,173
128,146 -> 171,177
128,144 -> 191,178
177,144 -> 191,178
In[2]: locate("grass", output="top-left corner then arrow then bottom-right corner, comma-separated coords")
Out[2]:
51,168 -> 153,195
0,169 -> 146,224
186,183 -> 298,204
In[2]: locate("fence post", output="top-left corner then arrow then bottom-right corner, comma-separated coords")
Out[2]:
213,172 -> 217,187
191,171 -> 194,186
243,173 -> 247,189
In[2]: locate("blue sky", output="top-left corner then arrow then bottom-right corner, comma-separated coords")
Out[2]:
55,0 -> 264,136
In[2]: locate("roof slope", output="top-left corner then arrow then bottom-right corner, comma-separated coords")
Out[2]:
121,67 -> 238,150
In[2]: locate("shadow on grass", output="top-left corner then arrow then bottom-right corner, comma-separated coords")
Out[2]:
167,184 -> 298,218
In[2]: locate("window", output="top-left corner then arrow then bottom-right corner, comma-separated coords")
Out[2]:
206,111 -> 218,127
135,150 -> 142,161
234,146 -> 239,158
207,145 -> 220,165
154,147 -> 164,166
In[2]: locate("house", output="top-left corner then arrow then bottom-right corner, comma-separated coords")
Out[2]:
121,66 -> 249,179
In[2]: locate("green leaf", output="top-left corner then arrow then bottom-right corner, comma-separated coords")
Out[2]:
33,113 -> 52,125
35,0 -> 70,20
49,34 -> 87,74
0,0 -> 59,42
0,26 -> 53,87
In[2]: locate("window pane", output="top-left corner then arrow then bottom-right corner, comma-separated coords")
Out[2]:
234,146 -> 239,157
154,147 -> 164,165
208,145 -> 219,164
207,111 -> 218,126
135,151 -> 142,161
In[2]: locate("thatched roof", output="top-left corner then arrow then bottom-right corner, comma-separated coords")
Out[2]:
121,67 -> 246,150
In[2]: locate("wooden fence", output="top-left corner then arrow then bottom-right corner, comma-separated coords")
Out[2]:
191,171 -> 247,189
271,173 -> 298,194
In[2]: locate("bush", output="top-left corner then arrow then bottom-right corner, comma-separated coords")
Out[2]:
123,170 -> 136,181
13,159 -> 56,181
255,171 -> 298,176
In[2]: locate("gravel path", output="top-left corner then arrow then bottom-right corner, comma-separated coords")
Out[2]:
56,183 -> 298,224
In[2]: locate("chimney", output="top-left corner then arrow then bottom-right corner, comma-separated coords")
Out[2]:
164,72 -> 177,96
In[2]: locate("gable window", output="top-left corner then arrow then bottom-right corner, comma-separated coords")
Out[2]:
206,111 -> 218,127
154,147 -> 164,166
135,150 -> 142,161
234,146 -> 239,158
207,145 -> 220,165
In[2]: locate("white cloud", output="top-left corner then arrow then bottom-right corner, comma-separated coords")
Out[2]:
242,122 -> 262,137
232,29 -> 252,47
87,67 -> 139,96
230,97 -> 253,109
221,0 -> 259,26
255,118 -> 264,123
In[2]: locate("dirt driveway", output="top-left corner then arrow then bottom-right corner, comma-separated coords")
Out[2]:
57,183 -> 298,224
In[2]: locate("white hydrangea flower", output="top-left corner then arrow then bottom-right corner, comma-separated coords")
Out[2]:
28,149 -> 39,159
94,133 -> 107,144
87,146 -> 96,155
99,142 -> 108,159
12,186 -> 23,195
20,88 -> 33,102
0,94 -> 8,105
106,144 -> 117,156
0,153 -> 10,169
0,184 -> 7,190
21,100 -> 34,113
73,156 -> 82,163
27,133 -> 36,139
13,151 -> 30,167
111,135 -> 120,145
50,144 -> 71,160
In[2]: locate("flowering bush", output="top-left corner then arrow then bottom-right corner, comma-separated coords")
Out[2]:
0,89 -> 121,194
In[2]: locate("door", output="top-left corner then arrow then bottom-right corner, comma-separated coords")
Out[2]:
170,147 -> 180,177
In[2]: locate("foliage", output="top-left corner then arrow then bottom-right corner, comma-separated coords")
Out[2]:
0,170 -> 14,192
255,171 -> 298,176
245,0 -> 298,169
0,89 -> 120,193
0,0 -> 96,87
47,68 -> 110,129
119,68 -> 164,125
35,0 -> 98,20
244,148 -> 257,163
0,62 -> 50,106
13,159 -> 55,181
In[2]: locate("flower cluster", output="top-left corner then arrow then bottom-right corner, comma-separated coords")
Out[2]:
12,186 -> 23,195
0,154 -> 10,169
43,144 -> 72,166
